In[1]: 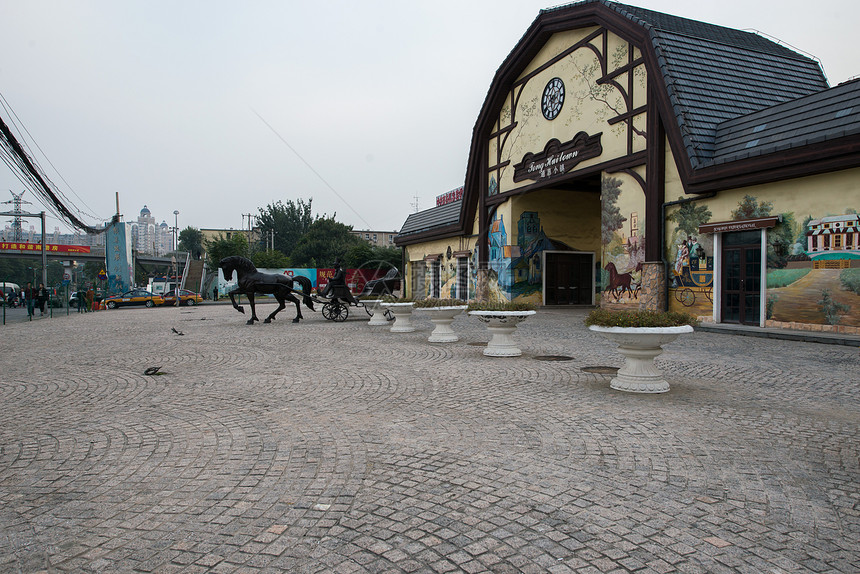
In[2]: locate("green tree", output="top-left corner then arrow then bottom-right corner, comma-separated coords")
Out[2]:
178,226 -> 205,258
601,176 -> 627,245
256,199 -> 315,258
252,250 -> 291,269
290,216 -> 363,267
204,233 -> 251,271
731,195 -> 773,220
668,198 -> 712,237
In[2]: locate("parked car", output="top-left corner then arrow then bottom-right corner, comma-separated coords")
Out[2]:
103,289 -> 164,309
161,288 -> 203,306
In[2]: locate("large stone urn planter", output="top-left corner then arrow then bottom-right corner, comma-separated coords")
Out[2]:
468,310 -> 536,357
362,299 -> 388,326
588,325 -> 693,393
415,306 -> 467,342
381,302 -> 415,333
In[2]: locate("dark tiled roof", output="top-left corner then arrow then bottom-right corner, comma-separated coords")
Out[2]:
397,200 -> 462,237
552,1 -> 830,168
712,79 -> 860,164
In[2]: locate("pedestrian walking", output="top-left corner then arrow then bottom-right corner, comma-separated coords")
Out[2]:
24,282 -> 35,318
37,283 -> 48,315
213,286 -> 218,301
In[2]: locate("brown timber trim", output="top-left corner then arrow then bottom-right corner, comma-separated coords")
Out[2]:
486,151 -> 647,205
424,253 -> 443,262
452,250 -> 471,258
699,216 -> 780,234
645,84 -> 665,262
394,224 -> 461,247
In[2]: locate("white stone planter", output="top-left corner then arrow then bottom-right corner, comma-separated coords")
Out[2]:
468,310 -> 536,357
381,302 -> 415,333
362,299 -> 388,326
588,325 -> 693,393
414,306 -> 467,342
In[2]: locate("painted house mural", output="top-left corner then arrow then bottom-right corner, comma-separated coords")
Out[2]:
395,2 -> 860,335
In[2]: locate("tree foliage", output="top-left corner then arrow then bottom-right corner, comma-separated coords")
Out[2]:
256,199 -> 315,258
668,198 -> 712,237
178,226 -> 204,257
601,176 -> 627,245
343,243 -> 402,271
204,233 -> 251,271
290,216 -> 363,268
252,250 -> 291,269
731,195 -> 773,220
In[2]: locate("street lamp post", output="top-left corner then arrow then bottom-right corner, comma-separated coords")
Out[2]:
173,210 -> 180,251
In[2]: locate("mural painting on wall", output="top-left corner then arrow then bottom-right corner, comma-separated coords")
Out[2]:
667,197 -> 714,315
601,175 -> 643,304
422,247 -> 478,301
667,194 -> 860,327
767,204 -> 859,328
486,211 -> 580,305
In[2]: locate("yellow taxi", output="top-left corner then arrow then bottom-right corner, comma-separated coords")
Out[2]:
103,289 -> 164,309
161,288 -> 204,306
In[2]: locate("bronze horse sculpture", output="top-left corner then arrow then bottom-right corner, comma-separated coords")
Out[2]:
219,256 -> 315,324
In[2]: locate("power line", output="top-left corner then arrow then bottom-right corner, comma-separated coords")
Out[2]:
0,105 -> 114,234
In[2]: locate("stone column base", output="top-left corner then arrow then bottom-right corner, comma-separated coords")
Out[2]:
639,261 -> 666,312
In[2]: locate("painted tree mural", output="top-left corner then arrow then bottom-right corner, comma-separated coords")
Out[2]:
601,175 -> 626,245
731,195 -> 773,219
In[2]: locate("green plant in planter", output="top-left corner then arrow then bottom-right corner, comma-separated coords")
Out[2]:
381,294 -> 414,303
413,297 -> 467,308
585,308 -> 698,328
466,300 -> 537,312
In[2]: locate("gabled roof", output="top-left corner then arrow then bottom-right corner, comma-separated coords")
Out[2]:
594,1 -> 828,168
397,199 -> 462,239
712,79 -> 860,165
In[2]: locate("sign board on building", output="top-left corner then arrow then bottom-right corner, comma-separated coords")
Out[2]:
512,132 -> 603,183
0,242 -> 91,254
436,187 -> 464,207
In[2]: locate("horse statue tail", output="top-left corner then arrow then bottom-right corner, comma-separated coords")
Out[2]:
293,275 -> 315,311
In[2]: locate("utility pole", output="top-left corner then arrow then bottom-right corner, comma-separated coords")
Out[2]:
2,190 -> 32,241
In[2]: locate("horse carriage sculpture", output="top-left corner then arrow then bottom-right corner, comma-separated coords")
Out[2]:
671,256 -> 714,306
219,256 -> 400,324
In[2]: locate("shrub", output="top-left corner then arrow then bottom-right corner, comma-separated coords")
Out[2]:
840,268 -> 860,296
585,308 -> 698,328
381,295 -> 414,303
412,298 -> 467,308
466,300 -> 537,312
818,289 -> 849,325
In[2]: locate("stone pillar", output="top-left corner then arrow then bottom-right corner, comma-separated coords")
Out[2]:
639,261 -> 666,312
476,267 -> 490,302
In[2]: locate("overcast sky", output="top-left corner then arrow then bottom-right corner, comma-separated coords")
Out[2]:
1,0 -> 857,237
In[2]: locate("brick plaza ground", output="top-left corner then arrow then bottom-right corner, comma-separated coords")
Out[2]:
1,303 -> 858,573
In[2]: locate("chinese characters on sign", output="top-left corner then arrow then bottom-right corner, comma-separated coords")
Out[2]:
512,132 -> 603,184
436,187 -> 464,207
0,242 -> 91,253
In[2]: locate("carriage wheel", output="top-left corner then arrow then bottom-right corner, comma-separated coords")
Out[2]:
331,302 -> 348,322
323,301 -> 349,322
322,302 -> 336,321
362,303 -> 373,317
675,288 -> 695,307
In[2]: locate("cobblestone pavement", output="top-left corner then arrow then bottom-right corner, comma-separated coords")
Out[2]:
1,304 -> 858,573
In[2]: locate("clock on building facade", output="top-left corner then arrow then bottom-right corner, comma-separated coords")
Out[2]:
541,77 -> 565,120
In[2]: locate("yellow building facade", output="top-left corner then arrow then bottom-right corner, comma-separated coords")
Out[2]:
396,1 -> 860,331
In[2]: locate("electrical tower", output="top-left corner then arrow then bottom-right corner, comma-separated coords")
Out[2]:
2,190 -> 32,241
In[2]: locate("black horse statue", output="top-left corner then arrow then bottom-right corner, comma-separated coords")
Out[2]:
219,256 -> 315,324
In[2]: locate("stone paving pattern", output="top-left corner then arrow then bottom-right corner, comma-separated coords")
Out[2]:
0,304 -> 858,573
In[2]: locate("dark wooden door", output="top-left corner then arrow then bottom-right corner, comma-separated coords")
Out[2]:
545,253 -> 591,305
721,231 -> 761,325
